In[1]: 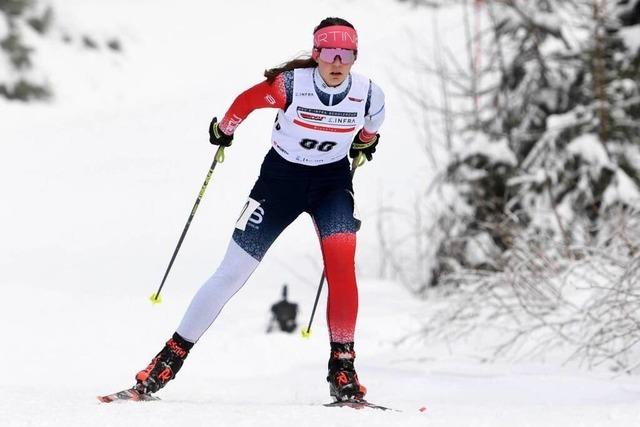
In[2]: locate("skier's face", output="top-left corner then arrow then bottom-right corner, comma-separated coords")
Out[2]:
316,51 -> 354,87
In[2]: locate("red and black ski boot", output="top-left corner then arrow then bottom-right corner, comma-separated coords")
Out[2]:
135,333 -> 193,395
327,342 -> 367,401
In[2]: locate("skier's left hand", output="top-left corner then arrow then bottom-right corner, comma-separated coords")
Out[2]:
349,129 -> 379,161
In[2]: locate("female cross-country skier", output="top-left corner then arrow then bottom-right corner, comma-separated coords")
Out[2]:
133,17 -> 385,402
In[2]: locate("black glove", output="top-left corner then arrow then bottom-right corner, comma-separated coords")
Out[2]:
208,117 -> 234,147
349,129 -> 379,161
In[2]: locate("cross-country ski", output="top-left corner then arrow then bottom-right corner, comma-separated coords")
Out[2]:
97,388 -> 160,403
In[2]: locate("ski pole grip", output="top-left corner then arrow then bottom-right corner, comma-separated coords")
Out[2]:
215,146 -> 225,163
354,152 -> 366,169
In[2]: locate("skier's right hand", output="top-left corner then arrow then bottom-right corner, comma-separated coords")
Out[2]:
208,117 -> 234,147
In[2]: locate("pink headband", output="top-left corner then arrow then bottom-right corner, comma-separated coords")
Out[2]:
313,25 -> 358,50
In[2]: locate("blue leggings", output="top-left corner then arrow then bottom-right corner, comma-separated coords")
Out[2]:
177,149 -> 359,343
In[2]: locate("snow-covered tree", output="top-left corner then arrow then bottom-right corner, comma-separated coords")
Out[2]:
386,0 -> 640,370
0,0 -> 53,100
430,0 -> 640,285
0,0 -> 123,101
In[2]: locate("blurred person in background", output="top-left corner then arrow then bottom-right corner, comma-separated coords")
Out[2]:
266,284 -> 299,334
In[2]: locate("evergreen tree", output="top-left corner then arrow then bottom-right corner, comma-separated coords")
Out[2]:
0,0 -> 52,100
0,0 -> 122,102
431,0 -> 640,286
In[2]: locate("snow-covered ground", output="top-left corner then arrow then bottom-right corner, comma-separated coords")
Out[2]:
2,0 -> 640,425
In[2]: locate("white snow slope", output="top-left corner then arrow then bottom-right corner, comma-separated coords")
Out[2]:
2,0 -> 640,426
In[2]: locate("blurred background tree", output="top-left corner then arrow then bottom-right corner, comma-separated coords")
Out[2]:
383,0 -> 640,291
384,0 -> 640,370
0,0 -> 122,102
431,0 -> 640,285
0,0 -> 53,100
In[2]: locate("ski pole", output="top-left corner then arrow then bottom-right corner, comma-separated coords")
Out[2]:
149,146 -> 226,304
301,152 -> 366,338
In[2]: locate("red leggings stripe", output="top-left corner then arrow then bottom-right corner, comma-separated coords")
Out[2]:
320,232 -> 358,343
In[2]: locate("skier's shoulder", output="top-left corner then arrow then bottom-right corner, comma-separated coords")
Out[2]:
265,69 -> 294,88
260,70 -> 295,107
347,72 -> 384,115
350,72 -> 384,98
359,73 -> 384,98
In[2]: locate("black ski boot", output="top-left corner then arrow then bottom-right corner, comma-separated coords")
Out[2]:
327,342 -> 367,401
135,333 -> 193,394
